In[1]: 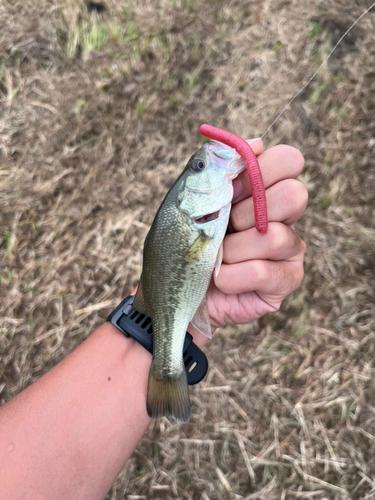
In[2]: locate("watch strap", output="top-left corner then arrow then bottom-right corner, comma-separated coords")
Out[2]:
107,295 -> 208,385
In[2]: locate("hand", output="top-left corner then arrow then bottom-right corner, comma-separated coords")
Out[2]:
189,139 -> 307,346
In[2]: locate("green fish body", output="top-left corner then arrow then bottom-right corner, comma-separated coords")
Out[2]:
133,140 -> 245,423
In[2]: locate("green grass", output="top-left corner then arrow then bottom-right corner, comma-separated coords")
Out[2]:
309,21 -> 322,39
63,4 -> 139,60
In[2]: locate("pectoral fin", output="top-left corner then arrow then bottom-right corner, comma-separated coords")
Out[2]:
184,231 -> 212,263
133,279 -> 147,314
214,241 -> 224,278
191,295 -> 212,339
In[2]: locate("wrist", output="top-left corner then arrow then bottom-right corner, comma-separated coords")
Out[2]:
97,321 -> 152,382
92,322 -> 153,426
107,295 -> 209,384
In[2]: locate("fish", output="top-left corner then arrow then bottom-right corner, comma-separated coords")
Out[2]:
133,139 -> 247,423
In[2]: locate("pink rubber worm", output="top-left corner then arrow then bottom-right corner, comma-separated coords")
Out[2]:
199,124 -> 268,233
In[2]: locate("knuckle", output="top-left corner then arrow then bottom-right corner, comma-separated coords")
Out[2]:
280,179 -> 298,200
267,224 -> 288,253
272,145 -> 305,175
279,179 -> 308,215
278,145 -> 305,176
290,147 -> 305,175
214,266 -> 232,293
252,261 -> 269,285
275,264 -> 289,289
295,181 -> 309,210
293,265 -> 305,290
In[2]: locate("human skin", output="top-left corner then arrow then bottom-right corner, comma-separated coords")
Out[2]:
0,140 -> 307,500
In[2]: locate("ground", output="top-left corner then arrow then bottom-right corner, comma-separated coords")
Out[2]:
1,0 -> 375,498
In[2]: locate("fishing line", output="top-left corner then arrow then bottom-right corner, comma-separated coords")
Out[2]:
200,4 -> 374,235
261,2 -> 375,140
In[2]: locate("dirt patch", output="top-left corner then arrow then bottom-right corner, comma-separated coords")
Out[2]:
1,0 -> 375,498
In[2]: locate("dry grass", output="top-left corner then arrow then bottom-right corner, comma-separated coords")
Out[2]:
1,0 -> 375,498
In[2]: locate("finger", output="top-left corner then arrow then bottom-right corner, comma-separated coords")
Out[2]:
230,179 -> 308,232
214,259 -> 304,297
223,222 -> 306,264
232,145 -> 305,204
245,138 -> 263,156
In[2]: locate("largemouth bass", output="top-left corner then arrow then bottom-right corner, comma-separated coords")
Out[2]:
133,139 -> 246,423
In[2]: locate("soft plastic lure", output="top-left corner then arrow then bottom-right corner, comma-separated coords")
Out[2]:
199,124 -> 268,234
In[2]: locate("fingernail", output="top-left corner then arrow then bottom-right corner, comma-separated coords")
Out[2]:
247,138 -> 262,151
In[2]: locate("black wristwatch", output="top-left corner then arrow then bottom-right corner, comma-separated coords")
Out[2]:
107,295 -> 208,385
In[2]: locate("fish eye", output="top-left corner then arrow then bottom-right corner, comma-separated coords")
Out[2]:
191,159 -> 206,172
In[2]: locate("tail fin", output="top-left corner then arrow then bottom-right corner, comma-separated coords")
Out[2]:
147,363 -> 191,423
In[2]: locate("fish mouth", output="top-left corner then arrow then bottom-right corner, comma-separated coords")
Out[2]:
194,210 -> 221,224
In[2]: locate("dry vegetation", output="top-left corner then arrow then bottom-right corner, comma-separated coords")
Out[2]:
1,0 -> 375,498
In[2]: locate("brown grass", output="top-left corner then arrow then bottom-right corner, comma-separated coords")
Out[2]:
1,0 -> 375,498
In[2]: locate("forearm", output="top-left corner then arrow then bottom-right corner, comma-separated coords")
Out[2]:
0,323 -> 152,500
